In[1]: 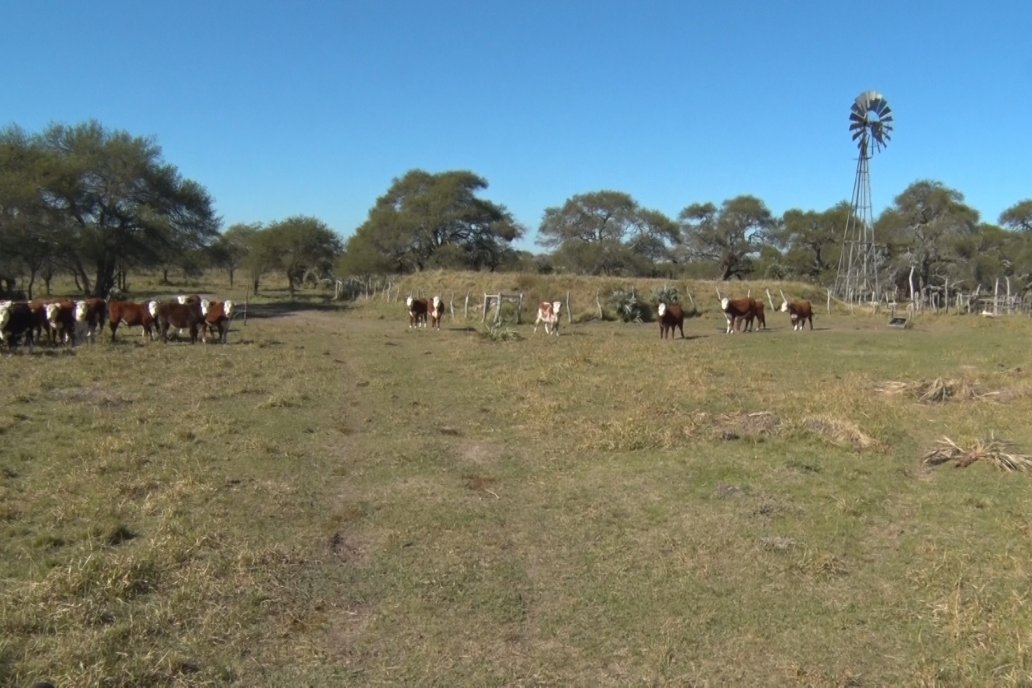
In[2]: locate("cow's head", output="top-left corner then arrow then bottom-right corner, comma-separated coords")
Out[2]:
223,300 -> 234,318
720,297 -> 730,312
405,296 -> 414,308
147,300 -> 159,318
779,299 -> 790,313
551,301 -> 561,314
45,302 -> 61,324
432,296 -> 441,309
657,302 -> 667,317
0,301 -> 11,333
74,300 -> 88,322
200,299 -> 211,316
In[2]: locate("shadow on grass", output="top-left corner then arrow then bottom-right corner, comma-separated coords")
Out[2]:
238,298 -> 348,320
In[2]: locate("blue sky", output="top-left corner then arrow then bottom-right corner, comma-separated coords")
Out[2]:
3,1 -> 1030,252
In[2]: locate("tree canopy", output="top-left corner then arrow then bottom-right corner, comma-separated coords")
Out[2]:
0,121 -> 218,297
341,170 -> 523,274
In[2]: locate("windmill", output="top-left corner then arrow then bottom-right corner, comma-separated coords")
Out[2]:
834,90 -> 893,302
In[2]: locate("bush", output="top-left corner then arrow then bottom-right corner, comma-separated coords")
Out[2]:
609,287 -> 652,323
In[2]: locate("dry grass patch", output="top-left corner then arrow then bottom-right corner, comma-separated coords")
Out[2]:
803,416 -> 878,451
922,434 -> 1032,471
876,376 -> 1009,403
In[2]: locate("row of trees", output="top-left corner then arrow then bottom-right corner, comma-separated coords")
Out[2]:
0,122 -> 341,298
3,120 -> 1032,301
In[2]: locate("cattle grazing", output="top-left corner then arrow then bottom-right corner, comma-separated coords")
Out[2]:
717,291 -> 757,334
75,298 -> 108,344
0,301 -> 35,350
108,300 -> 158,341
779,290 -> 814,331
428,296 -> 445,330
156,299 -> 204,343
534,301 -> 562,336
657,302 -> 685,339
44,300 -> 78,346
406,296 -> 428,328
201,299 -> 234,343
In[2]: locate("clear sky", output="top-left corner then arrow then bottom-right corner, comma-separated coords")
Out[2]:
3,1 -> 1030,252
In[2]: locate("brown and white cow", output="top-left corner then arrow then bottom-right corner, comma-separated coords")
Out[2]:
406,296 -> 428,328
108,300 -> 158,341
45,300 -> 78,346
75,298 -> 108,344
534,301 -> 561,336
719,295 -> 757,334
0,301 -> 35,350
657,302 -> 685,339
201,299 -> 234,343
428,296 -> 445,330
779,292 -> 814,331
156,299 -> 204,343
741,299 -> 766,332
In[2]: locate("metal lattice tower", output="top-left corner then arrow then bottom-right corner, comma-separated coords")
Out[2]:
835,91 -> 892,302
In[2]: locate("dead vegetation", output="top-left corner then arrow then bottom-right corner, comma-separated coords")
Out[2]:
922,434 -> 1032,472
875,377 -> 1003,403
803,416 -> 878,451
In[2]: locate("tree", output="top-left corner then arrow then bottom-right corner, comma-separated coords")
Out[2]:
2,121 -> 219,297
1000,200 -> 1032,232
877,181 -> 978,293
537,191 -> 679,275
211,222 -> 262,288
262,216 -> 343,296
774,203 -> 853,283
678,195 -> 774,280
344,170 -> 522,274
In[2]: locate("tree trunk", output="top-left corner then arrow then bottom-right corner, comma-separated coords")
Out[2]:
228,267 -> 235,288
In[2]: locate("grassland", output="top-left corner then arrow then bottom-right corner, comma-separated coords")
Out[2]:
2,274 -> 1032,686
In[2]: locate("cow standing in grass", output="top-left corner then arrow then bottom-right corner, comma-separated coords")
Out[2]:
534,301 -> 561,336
406,296 -> 428,329
779,291 -> 814,331
428,296 -> 445,330
719,294 -> 757,334
657,302 -> 685,339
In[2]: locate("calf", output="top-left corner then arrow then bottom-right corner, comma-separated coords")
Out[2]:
780,297 -> 814,331
406,296 -> 428,328
108,300 -> 158,341
45,300 -> 78,346
742,300 -> 766,332
156,299 -> 204,343
719,296 -> 757,334
428,296 -> 445,330
75,298 -> 108,344
657,302 -> 685,339
201,299 -> 234,343
0,301 -> 35,350
534,301 -> 561,336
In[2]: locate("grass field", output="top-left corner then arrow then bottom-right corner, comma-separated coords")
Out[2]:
2,277 -> 1032,686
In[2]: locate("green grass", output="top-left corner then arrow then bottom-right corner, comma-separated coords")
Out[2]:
3,276 -> 1032,686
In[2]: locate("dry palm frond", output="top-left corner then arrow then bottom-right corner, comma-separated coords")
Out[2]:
922,434 -> 1032,472
874,380 -> 910,396
803,416 -> 877,451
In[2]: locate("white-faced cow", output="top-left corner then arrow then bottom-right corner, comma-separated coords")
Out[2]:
657,302 -> 685,339
45,300 -> 78,346
719,294 -> 757,334
428,296 -> 445,330
201,299 -> 234,343
108,300 -> 158,341
779,291 -> 814,331
534,301 -> 561,336
74,298 -> 107,344
0,301 -> 35,350
406,296 -> 428,329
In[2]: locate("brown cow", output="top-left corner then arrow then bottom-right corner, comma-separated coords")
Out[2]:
657,302 -> 685,339
428,296 -> 445,330
406,296 -> 428,328
780,296 -> 814,331
0,301 -> 35,350
719,296 -> 756,334
75,298 -> 108,344
156,299 -> 204,343
45,300 -> 78,346
108,300 -> 158,341
201,299 -> 234,343
741,300 -> 766,332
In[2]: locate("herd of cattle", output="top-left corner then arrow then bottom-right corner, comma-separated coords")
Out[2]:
407,291 -> 812,339
0,294 -> 235,350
